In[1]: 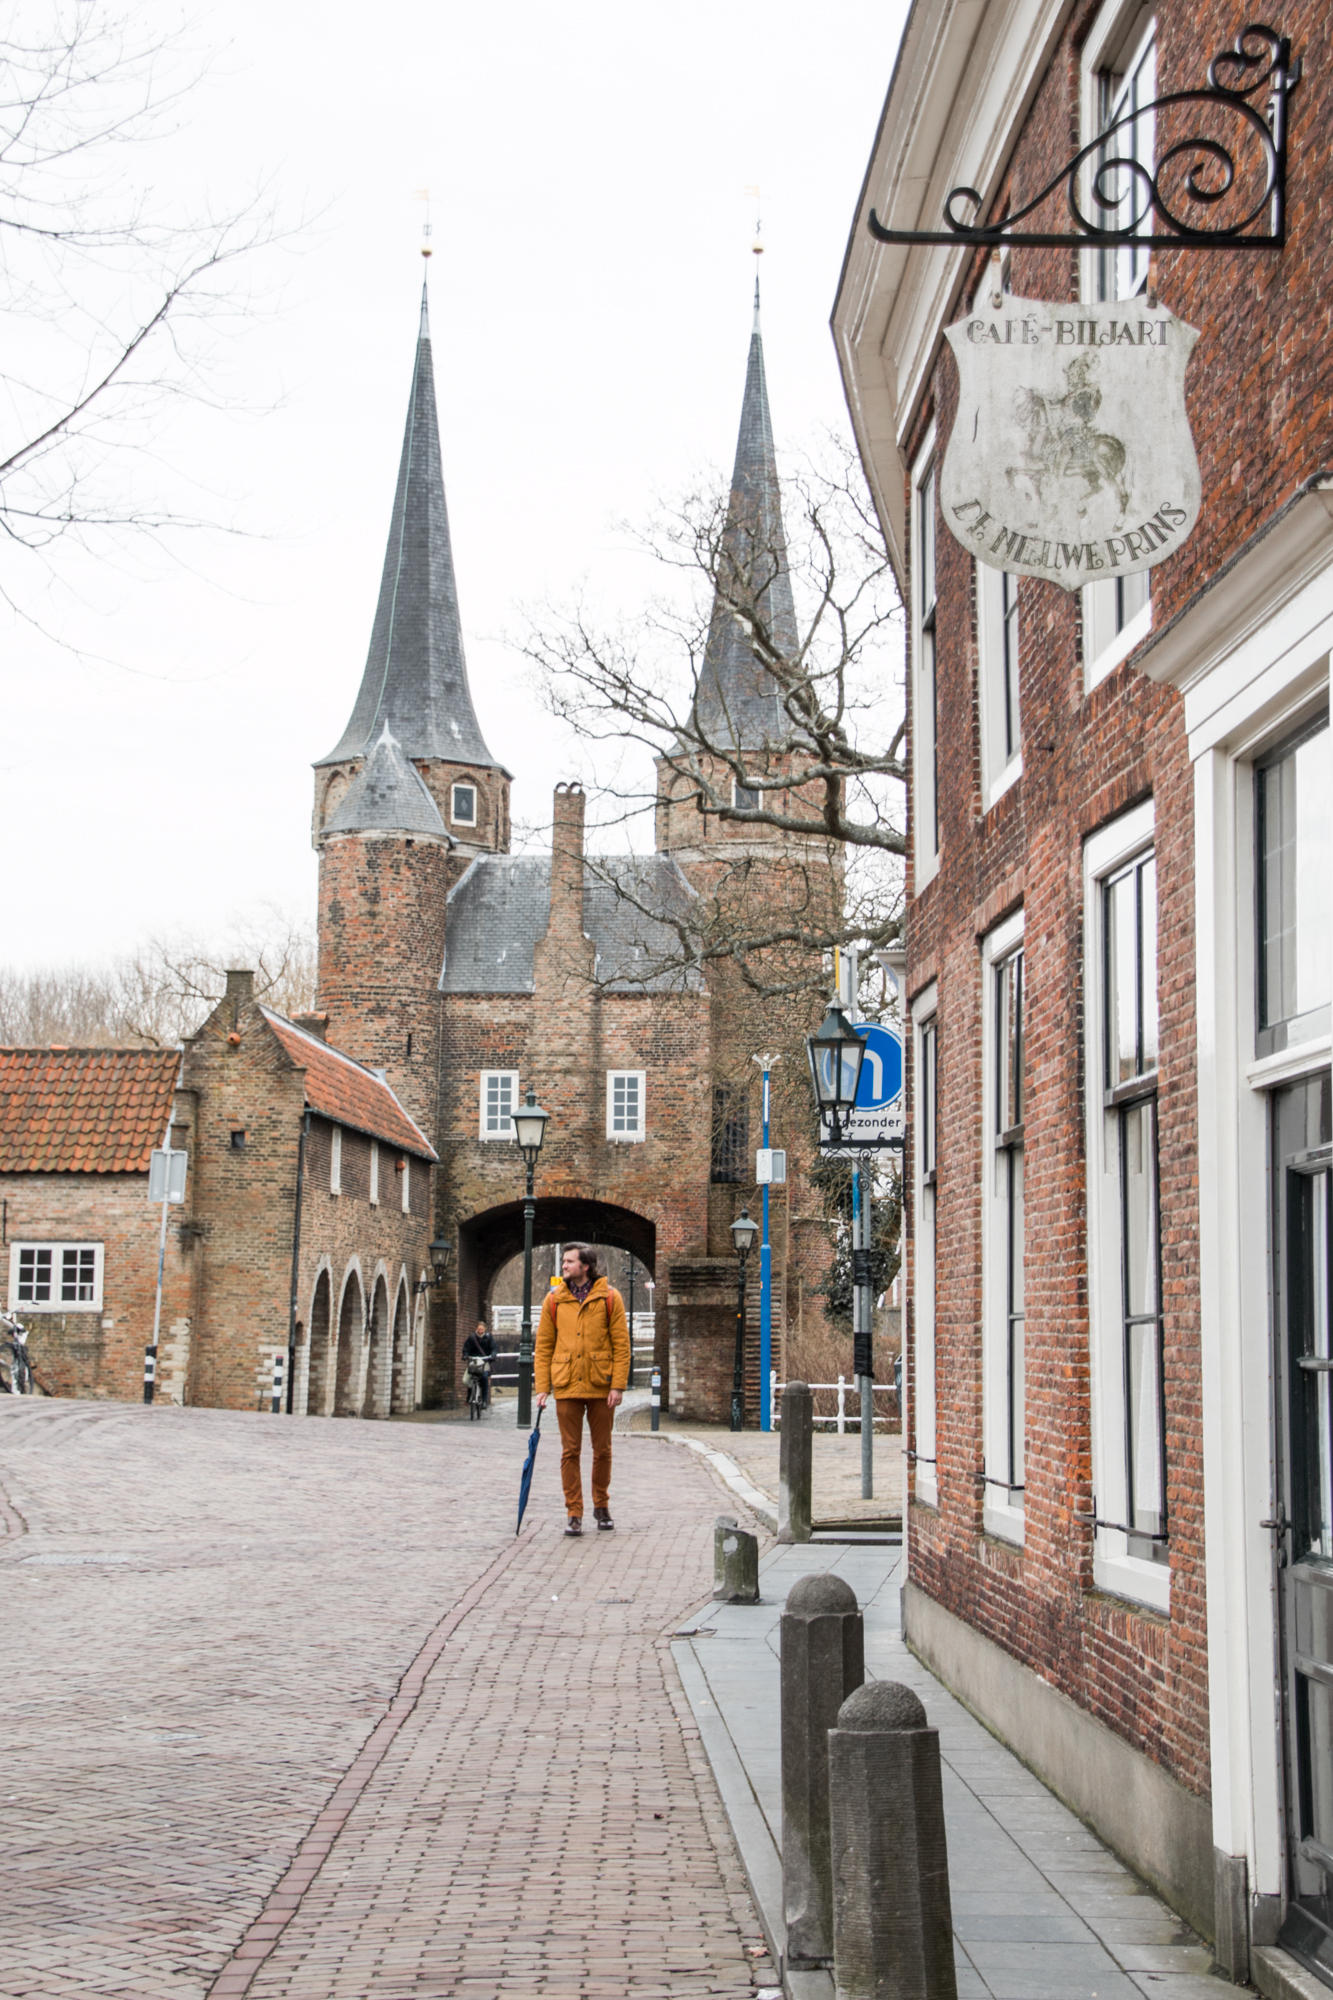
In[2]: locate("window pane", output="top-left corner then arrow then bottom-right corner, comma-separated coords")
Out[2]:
61,1247 -> 96,1303
1139,856 -> 1158,1074
920,468 -> 936,617
1260,722 -> 1331,1030
1106,868 -> 1139,1086
711,1085 -> 748,1183
1122,1096 -> 1165,1541
1123,1101 -> 1157,1317
922,1025 -> 937,1175
1009,1147 -> 1025,1487
996,951 -> 1024,1131
19,1247 -> 52,1303
1098,28 -> 1156,304
1128,1316 -> 1165,1533
1001,571 -> 1020,762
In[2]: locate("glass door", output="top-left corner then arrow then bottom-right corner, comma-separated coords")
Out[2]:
1275,1074 -> 1333,1983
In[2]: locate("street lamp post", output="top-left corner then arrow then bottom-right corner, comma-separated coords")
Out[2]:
805,999 -> 868,1145
730,1207 -> 760,1432
511,1089 -> 550,1428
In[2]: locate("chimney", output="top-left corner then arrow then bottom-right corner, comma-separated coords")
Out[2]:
293,1012 -> 329,1042
549,783 -> 586,928
224,969 -> 256,1005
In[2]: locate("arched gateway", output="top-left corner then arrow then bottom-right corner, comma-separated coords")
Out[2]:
456,1198 -> 656,1341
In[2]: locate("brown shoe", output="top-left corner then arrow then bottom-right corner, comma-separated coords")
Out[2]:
564,1516 -> 583,1536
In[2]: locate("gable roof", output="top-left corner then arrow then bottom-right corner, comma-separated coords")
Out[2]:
440,854 -> 703,994
0,1048 -> 179,1174
262,1012 -> 437,1159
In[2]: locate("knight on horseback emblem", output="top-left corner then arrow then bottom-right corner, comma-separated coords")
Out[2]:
941,295 -> 1201,592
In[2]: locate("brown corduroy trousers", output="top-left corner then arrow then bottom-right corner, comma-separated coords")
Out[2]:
555,1396 -> 614,1517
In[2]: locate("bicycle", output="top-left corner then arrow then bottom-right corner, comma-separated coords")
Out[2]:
464,1355 -> 490,1420
1,1313 -> 33,1395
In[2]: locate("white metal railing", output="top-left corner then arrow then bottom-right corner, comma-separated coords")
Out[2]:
770,1372 -> 899,1433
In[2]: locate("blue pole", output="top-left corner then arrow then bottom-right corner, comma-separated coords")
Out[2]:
760,1062 -> 772,1431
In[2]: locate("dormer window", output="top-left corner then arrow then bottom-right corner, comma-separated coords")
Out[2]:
451,783 -> 478,827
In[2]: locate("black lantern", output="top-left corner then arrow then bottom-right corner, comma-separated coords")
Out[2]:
729,1206 -> 759,1432
805,1000 -> 867,1143
512,1090 -> 550,1166
428,1233 -> 453,1284
512,1088 -> 551,1425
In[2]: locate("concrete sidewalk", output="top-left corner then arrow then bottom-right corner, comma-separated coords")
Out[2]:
673,1536 -> 1220,2000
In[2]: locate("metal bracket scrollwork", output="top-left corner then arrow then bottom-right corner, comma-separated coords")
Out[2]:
868,23 -> 1301,251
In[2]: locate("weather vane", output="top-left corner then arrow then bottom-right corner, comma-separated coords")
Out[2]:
746,183 -> 763,257
415,188 -> 432,259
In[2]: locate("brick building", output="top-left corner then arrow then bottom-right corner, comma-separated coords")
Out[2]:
311,279 -> 838,1420
2,991 -> 437,1414
833,3 -> 1330,1985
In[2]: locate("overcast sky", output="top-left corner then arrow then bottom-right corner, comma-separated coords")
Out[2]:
4,1 -> 907,971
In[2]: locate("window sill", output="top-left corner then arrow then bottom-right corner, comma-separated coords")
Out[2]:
607,1134 -> 646,1144
984,756 -> 1022,814
1085,600 -> 1152,692
983,1498 -> 1025,1546
1093,1547 -> 1171,1614
1246,1035 -> 1332,1093
914,1472 -> 939,1509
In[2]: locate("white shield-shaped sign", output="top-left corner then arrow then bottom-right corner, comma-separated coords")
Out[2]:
942,296 -> 1200,592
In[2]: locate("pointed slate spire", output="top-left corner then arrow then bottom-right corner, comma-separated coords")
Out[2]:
323,723 -> 451,841
695,276 -> 796,751
319,281 -> 496,770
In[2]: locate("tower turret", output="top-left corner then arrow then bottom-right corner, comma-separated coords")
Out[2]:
314,282 -> 511,858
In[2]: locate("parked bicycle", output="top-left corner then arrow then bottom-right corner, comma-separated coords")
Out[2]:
1,1312 -> 33,1395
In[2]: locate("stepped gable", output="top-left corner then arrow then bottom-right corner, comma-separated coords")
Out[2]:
318,281 -> 497,771
440,855 -> 702,994
322,724 -> 452,841
262,1012 -> 437,1158
694,276 -> 797,754
0,1048 -> 180,1173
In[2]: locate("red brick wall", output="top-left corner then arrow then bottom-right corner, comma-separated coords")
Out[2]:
892,0 -> 1333,1803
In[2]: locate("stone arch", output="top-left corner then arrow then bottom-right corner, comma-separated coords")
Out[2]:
389,1276 -> 414,1414
306,1266 -> 333,1417
333,1265 -> 365,1417
456,1198 -> 656,1382
363,1267 -> 393,1418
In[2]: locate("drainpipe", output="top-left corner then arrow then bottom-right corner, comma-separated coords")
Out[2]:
286,1108 -> 310,1415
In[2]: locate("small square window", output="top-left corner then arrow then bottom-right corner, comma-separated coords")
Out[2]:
10,1242 -> 103,1312
607,1070 -> 646,1141
230,1129 -> 246,1150
480,1070 -> 520,1139
452,783 -> 478,827
733,782 -> 762,812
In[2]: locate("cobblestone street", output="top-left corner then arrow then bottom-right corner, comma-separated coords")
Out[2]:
0,1401 -> 775,2000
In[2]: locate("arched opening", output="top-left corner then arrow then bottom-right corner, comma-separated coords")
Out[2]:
389,1282 -> 413,1414
363,1273 -> 392,1418
334,1269 -> 364,1417
307,1270 -> 332,1417
456,1198 -> 657,1397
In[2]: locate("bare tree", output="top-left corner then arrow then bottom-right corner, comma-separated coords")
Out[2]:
521,434 -> 906,999
0,910 -> 317,1048
0,1 -> 279,601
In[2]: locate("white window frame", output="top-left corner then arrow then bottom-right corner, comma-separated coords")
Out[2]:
8,1241 -> 104,1312
330,1126 -> 342,1195
607,1069 -> 646,1142
480,1070 -> 520,1140
451,781 -> 478,828
1084,799 -> 1170,1611
976,562 -> 1022,807
732,778 -> 763,812
912,983 -> 939,1509
369,1140 -> 379,1206
401,1156 -> 411,1214
1079,1 -> 1156,691
981,911 -> 1027,1546
911,427 -> 939,890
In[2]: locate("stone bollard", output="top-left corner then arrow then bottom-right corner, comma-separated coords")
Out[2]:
713,1516 -> 760,1603
828,1681 -> 956,2000
778,1380 -> 813,1543
781,1573 -> 865,1969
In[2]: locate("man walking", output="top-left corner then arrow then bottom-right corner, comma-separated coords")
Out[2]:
535,1245 -> 630,1535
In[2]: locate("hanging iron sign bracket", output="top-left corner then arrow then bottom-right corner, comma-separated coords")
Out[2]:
867,25 -> 1301,251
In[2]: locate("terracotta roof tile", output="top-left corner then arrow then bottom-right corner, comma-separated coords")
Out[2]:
263,1013 -> 436,1159
0,1049 -> 180,1174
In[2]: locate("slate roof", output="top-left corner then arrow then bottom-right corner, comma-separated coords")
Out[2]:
323,723 -> 452,841
318,282 -> 497,772
263,1013 -> 437,1159
0,1048 -> 179,1174
694,278 -> 796,753
440,856 -> 703,994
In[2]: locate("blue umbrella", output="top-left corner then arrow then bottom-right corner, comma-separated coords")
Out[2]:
516,1403 -> 545,1534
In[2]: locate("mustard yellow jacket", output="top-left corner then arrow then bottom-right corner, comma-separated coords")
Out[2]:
534,1276 -> 631,1399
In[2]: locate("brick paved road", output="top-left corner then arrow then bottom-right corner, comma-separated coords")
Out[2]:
0,1400 -> 776,1999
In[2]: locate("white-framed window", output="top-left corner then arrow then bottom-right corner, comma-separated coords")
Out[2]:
8,1241 -> 104,1312
732,779 -> 762,812
912,985 -> 939,1508
401,1156 -> 411,1213
976,562 -> 1021,806
480,1070 -> 520,1139
369,1140 -> 379,1205
1255,713 -> 1331,1058
330,1126 -> 342,1195
451,782 -> 478,827
982,913 -> 1026,1543
1080,2 -> 1156,689
911,428 -> 939,887
607,1070 -> 646,1141
1085,800 -> 1169,1610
